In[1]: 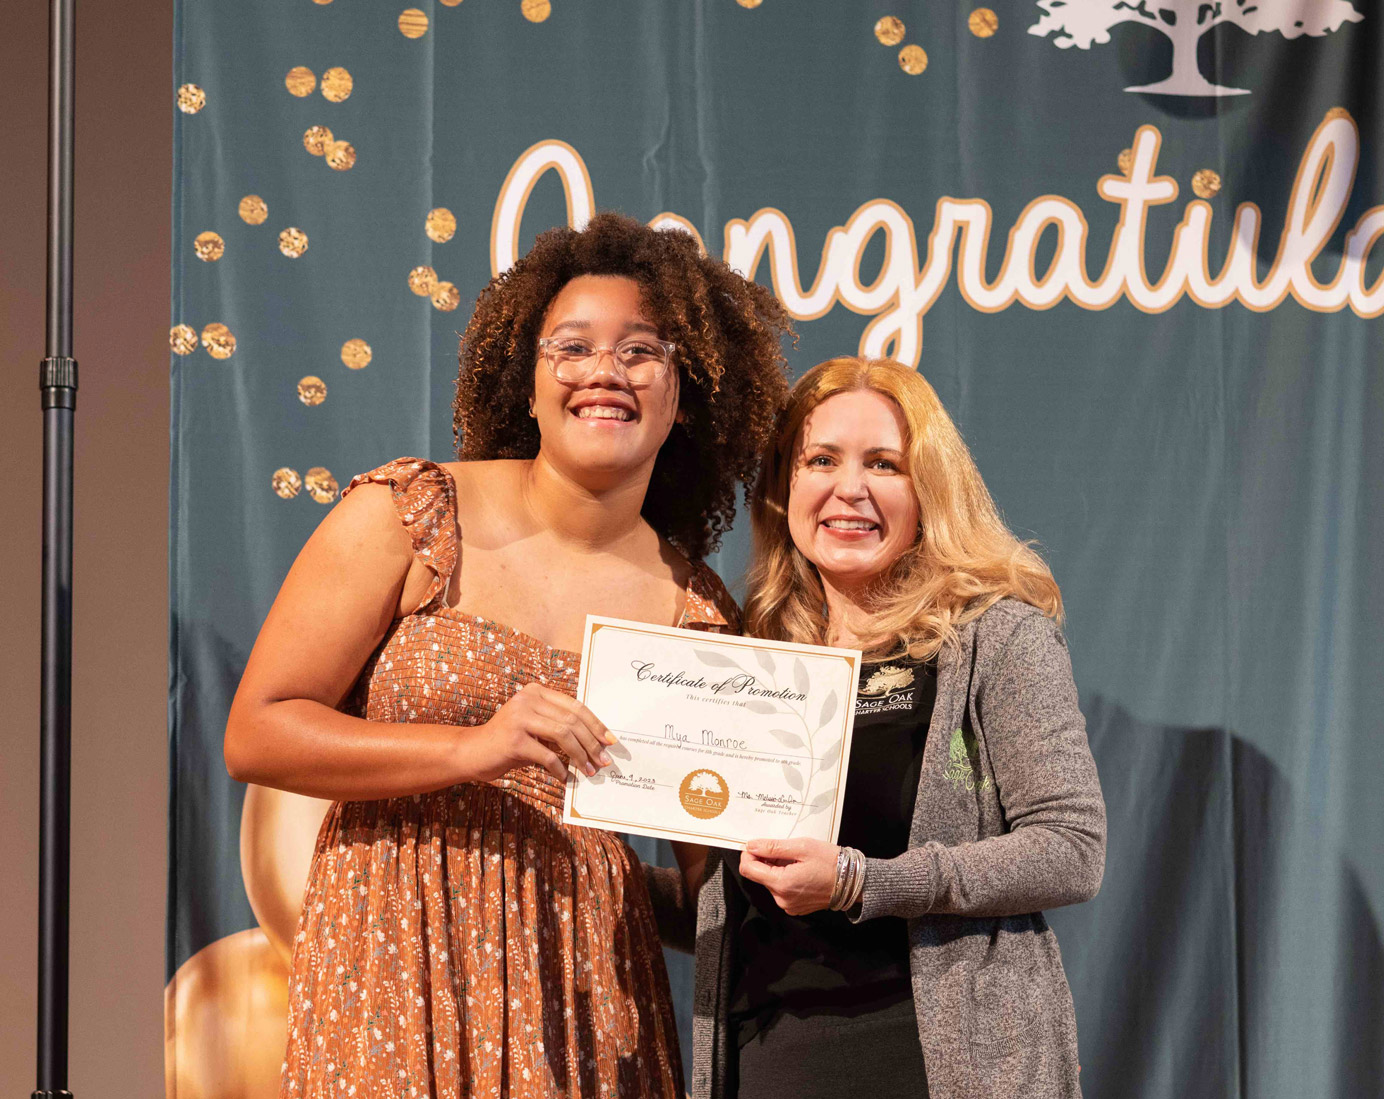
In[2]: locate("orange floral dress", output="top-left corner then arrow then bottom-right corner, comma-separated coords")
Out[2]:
281,458 -> 738,1099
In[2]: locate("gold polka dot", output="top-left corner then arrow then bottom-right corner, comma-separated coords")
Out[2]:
1117,148 -> 1134,174
325,140 -> 356,170
736,0 -> 762,7
285,66 -> 316,97
311,0 -> 333,5
304,125 -> 334,156
431,281 -> 461,311
201,323 -> 236,359
398,8 -> 429,37
238,195 -> 268,225
1191,169 -> 1222,199
521,0 -> 551,20
297,375 -> 328,406
321,67 -> 353,102
193,231 -> 225,262
341,338 -> 373,370
177,84 -> 206,114
272,468 -> 303,499
170,325 -> 199,355
874,17 -> 905,46
425,207 -> 457,243
305,467 -> 339,504
279,227 -> 310,257
408,265 -> 439,296
440,0 -> 463,6
898,44 -> 928,74
967,8 -> 998,37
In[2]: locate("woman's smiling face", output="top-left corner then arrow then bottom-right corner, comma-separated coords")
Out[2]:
787,388 -> 920,593
532,274 -> 680,484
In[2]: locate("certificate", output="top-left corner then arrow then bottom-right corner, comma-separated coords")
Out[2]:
562,615 -> 861,850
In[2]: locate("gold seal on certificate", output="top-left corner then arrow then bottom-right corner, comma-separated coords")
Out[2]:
562,616 -> 861,850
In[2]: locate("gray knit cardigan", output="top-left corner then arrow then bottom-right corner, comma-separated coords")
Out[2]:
644,598 -> 1106,1099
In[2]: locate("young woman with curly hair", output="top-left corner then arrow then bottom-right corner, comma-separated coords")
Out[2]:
667,358 -> 1104,1099
224,212 -> 792,1098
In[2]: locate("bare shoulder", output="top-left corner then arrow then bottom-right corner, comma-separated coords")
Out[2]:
313,477 -> 412,556
440,459 -> 529,521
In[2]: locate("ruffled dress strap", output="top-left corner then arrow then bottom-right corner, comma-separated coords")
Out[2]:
342,457 -> 458,615
679,559 -> 742,633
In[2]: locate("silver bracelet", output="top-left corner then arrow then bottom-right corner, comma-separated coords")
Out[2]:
829,845 -> 851,910
830,845 -> 867,911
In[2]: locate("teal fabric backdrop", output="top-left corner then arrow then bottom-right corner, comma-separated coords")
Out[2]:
170,1 -> 1384,1094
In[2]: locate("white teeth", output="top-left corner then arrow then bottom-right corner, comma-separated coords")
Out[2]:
824,519 -> 877,531
575,405 -> 634,421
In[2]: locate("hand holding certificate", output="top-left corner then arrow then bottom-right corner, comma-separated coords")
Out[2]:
562,616 -> 861,849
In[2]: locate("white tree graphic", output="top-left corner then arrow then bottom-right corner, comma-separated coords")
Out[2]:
1029,0 -> 1364,96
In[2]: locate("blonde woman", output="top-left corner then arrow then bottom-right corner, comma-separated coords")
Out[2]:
657,358 -> 1105,1099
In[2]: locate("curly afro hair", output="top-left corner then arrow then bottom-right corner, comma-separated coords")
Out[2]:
454,211 -> 794,560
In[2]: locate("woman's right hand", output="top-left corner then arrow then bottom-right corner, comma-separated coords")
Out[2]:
461,682 -> 615,783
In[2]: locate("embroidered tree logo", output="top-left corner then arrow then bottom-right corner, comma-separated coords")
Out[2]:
1028,0 -> 1364,96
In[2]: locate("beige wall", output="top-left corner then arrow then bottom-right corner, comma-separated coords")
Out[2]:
0,0 -> 170,1093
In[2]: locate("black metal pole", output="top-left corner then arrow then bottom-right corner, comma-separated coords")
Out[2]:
37,0 -> 77,1094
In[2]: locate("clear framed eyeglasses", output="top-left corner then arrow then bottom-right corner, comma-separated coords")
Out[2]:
537,335 -> 677,388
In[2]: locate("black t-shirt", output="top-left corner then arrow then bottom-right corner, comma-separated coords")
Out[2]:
726,654 -> 937,1051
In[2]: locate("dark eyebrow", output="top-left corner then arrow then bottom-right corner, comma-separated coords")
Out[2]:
547,319 -> 661,335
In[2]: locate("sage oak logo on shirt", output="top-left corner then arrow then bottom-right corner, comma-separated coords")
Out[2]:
679,769 -> 730,820
945,728 -> 993,793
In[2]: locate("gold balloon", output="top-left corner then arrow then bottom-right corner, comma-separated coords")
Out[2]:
325,140 -> 356,171
194,231 -> 225,262
284,66 -> 316,97
164,928 -> 289,1099
898,44 -> 928,74
201,323 -> 236,359
302,125 -> 333,156
968,8 -> 999,37
296,376 -> 327,406
170,325 -> 199,355
321,67 -> 353,102
238,195 -> 268,225
279,228 -> 309,258
874,16 -> 905,46
305,467 -> 338,503
431,281 -> 461,311
1192,169 -> 1222,199
398,7 -> 429,37
408,265 -> 439,296
271,468 -> 302,499
522,0 -> 552,20
340,338 -> 372,370
426,207 -> 457,243
177,84 -> 206,114
1117,147 -> 1134,174
239,784 -> 332,967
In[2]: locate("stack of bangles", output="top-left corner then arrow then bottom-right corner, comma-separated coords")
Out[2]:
829,845 -> 867,911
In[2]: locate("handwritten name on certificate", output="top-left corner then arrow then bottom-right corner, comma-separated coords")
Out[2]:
562,616 -> 861,850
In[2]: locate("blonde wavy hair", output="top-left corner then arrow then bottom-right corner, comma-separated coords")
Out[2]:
744,357 -> 1062,659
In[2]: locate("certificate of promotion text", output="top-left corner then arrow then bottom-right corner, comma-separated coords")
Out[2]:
562,616 -> 861,850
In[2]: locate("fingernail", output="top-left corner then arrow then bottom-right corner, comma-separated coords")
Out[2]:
584,763 -> 596,777
604,732 -> 619,745
599,751 -> 612,767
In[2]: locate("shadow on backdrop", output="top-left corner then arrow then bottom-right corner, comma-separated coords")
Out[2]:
1050,696 -> 1384,1099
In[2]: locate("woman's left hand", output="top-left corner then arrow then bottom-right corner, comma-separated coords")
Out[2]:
739,837 -> 839,916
